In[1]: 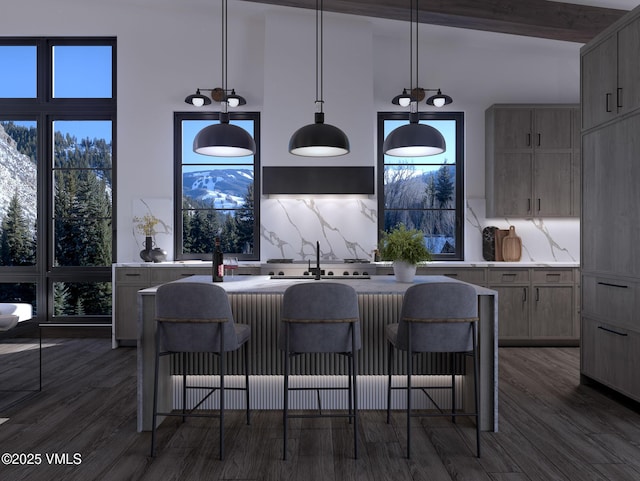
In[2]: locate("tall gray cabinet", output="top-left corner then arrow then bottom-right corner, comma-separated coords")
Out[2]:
580,5 -> 640,403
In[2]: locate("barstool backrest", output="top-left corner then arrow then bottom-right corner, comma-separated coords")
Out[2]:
155,282 -> 239,352
280,282 -> 361,353
397,282 -> 478,352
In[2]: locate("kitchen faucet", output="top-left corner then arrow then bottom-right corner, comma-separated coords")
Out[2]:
308,240 -> 324,280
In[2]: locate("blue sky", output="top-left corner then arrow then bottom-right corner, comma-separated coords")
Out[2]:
0,44 -> 113,142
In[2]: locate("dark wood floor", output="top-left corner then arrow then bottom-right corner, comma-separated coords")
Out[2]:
1,338 -> 640,481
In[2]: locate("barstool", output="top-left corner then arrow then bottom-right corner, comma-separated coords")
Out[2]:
386,282 -> 480,458
279,282 -> 361,460
150,281 -> 250,460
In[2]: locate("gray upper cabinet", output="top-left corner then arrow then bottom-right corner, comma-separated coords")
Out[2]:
582,35 -> 617,130
486,104 -> 579,218
582,16 -> 640,130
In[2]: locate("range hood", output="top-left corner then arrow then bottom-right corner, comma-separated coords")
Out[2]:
262,166 -> 374,195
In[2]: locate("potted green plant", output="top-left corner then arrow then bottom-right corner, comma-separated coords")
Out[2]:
378,224 -> 432,282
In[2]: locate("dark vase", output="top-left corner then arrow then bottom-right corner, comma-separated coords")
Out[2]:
150,247 -> 167,263
140,236 -> 153,262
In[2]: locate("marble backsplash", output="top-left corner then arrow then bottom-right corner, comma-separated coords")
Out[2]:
259,196 -> 580,263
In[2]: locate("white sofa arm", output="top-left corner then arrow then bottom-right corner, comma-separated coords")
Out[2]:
0,303 -> 33,322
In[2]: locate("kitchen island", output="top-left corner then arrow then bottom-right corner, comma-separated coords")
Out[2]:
137,275 -> 498,432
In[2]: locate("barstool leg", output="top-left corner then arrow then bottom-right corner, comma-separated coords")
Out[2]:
351,323 -> 358,459
244,344 -> 251,425
150,336 -> 161,457
182,352 -> 187,423
473,322 -> 481,458
451,352 -> 456,424
220,338 -> 225,460
283,325 -> 290,461
386,342 -> 393,424
407,323 -> 412,459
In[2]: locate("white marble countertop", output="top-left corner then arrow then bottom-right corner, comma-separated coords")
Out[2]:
138,274 -> 498,296
114,260 -> 579,268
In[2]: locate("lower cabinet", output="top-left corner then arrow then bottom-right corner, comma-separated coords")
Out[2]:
113,265 -> 258,343
580,274 -> 640,402
581,317 -> 640,402
490,268 -> 579,345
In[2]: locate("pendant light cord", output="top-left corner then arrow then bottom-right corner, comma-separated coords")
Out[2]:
222,0 -> 228,107
315,0 -> 324,113
409,0 -> 413,100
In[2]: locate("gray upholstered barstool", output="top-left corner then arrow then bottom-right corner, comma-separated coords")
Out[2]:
386,282 -> 480,458
279,282 -> 361,460
150,281 -> 250,460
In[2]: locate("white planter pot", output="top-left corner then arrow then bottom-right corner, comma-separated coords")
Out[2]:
393,260 -> 417,283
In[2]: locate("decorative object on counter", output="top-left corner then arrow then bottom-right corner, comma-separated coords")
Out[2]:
502,226 -> 522,261
134,214 -> 167,263
378,224 -> 431,282
139,237 -> 168,263
190,0 -> 256,157
494,228 -> 509,262
482,226 -> 498,261
212,237 -> 224,282
140,236 -> 153,262
383,0 -> 447,157
288,0 -> 350,157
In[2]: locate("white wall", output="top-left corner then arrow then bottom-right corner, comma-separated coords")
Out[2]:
0,0 -> 582,263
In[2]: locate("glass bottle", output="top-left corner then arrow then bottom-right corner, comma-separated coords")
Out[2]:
212,237 -> 224,282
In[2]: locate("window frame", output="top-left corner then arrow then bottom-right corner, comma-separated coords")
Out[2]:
173,111 -> 261,261
377,111 -> 465,261
0,37 -> 116,324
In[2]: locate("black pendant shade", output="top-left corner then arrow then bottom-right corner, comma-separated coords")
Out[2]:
191,0 -> 255,157
383,115 -> 445,157
289,112 -> 350,157
194,113 -> 256,157
384,0 -> 447,157
288,0 -> 349,157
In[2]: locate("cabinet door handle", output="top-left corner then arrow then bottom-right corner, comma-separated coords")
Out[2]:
597,281 -> 628,289
617,87 -> 623,109
125,273 -> 141,277
535,287 -> 540,302
444,273 -> 459,278
537,198 -> 541,212
528,198 -> 532,213
606,92 -> 612,112
597,326 -> 628,337
522,287 -> 527,302
537,133 -> 541,147
527,133 -> 531,146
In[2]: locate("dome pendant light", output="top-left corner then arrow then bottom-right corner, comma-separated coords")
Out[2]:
288,0 -> 349,157
193,0 -> 255,157
384,0 -> 446,157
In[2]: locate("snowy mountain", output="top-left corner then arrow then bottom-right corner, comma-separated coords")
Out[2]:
183,168 -> 253,209
0,124 -> 37,228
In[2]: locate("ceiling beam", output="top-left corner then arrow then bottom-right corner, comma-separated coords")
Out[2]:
240,0 -> 628,43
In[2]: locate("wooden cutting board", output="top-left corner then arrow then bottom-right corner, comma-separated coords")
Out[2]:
502,226 -> 522,262
494,229 -> 509,261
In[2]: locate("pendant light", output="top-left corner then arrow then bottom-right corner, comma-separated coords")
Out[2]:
288,0 -> 350,157
383,0 -> 446,157
193,0 -> 256,157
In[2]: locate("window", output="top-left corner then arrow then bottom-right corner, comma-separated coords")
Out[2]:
174,112 -> 260,261
0,38 -> 116,323
378,111 -> 464,260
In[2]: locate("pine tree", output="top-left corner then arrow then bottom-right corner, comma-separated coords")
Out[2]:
235,184 -> 255,254
0,193 -> 35,266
